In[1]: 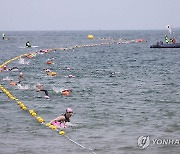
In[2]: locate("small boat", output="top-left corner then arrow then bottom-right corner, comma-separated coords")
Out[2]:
150,42 -> 180,48
150,25 -> 180,48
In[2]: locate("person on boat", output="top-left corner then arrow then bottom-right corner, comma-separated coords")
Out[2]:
36,83 -> 49,99
172,38 -> 176,44
50,108 -> 73,128
26,41 -> 31,48
165,35 -> 169,44
2,33 -> 5,40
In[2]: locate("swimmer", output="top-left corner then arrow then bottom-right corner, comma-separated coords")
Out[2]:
46,61 -> 52,65
9,67 -> 19,71
110,72 -> 116,77
50,108 -> 73,128
39,49 -> 47,53
36,83 -> 49,98
44,68 -> 51,73
10,81 -> 17,86
46,57 -> 54,64
65,66 -> 71,70
19,72 -> 24,79
16,72 -> 24,85
60,89 -> 72,96
1,65 -> 8,71
65,74 -> 75,78
26,41 -> 31,48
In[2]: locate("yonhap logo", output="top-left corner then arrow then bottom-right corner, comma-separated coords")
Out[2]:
138,136 -> 150,149
138,136 -> 180,149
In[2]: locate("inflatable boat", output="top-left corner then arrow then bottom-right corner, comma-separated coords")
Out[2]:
150,42 -> 180,48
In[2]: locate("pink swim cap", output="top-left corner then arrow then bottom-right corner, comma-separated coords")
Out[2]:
66,108 -> 73,113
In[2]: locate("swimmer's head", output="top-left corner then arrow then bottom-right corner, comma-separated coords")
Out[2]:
36,83 -> 42,87
19,72 -> 23,76
66,108 -> 73,113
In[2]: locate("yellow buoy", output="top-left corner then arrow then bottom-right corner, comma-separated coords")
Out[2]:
17,101 -> 22,105
22,106 -> 27,110
59,130 -> 65,135
87,35 -> 94,39
45,123 -> 51,127
36,117 -> 44,123
47,72 -> 57,76
29,109 -> 34,114
31,112 -> 37,117
49,125 -> 56,130
19,103 -> 25,108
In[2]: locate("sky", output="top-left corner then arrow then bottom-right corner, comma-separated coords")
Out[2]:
0,0 -> 180,31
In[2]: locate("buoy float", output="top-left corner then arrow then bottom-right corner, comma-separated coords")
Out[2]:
29,109 -> 34,114
47,72 -> 57,76
87,35 -> 94,39
136,39 -> 143,42
29,110 -> 37,117
36,116 -> 44,123
49,125 -> 56,130
45,123 -> 51,127
46,61 -> 52,64
17,101 -> 22,105
59,131 -> 65,135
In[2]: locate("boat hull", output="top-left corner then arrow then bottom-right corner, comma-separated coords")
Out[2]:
150,42 -> 180,48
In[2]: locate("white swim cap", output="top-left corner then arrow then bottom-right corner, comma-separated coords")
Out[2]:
44,95 -> 49,99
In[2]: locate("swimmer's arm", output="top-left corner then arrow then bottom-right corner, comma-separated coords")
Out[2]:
50,115 -> 65,123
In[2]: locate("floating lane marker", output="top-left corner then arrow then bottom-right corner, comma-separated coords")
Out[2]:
0,84 -> 65,134
0,43 -> 101,153
0,39 -> 118,153
0,84 -> 96,153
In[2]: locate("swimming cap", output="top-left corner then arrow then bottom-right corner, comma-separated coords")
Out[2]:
44,95 -> 49,99
36,83 -> 42,86
66,108 -> 73,113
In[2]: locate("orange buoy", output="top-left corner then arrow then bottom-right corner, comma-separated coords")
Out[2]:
136,39 -> 143,43
46,61 -> 52,64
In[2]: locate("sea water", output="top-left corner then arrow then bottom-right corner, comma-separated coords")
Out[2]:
0,30 -> 180,154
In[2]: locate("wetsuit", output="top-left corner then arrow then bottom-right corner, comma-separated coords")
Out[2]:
40,89 -> 49,96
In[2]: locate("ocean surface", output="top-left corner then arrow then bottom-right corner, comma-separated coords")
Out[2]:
0,30 -> 180,154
